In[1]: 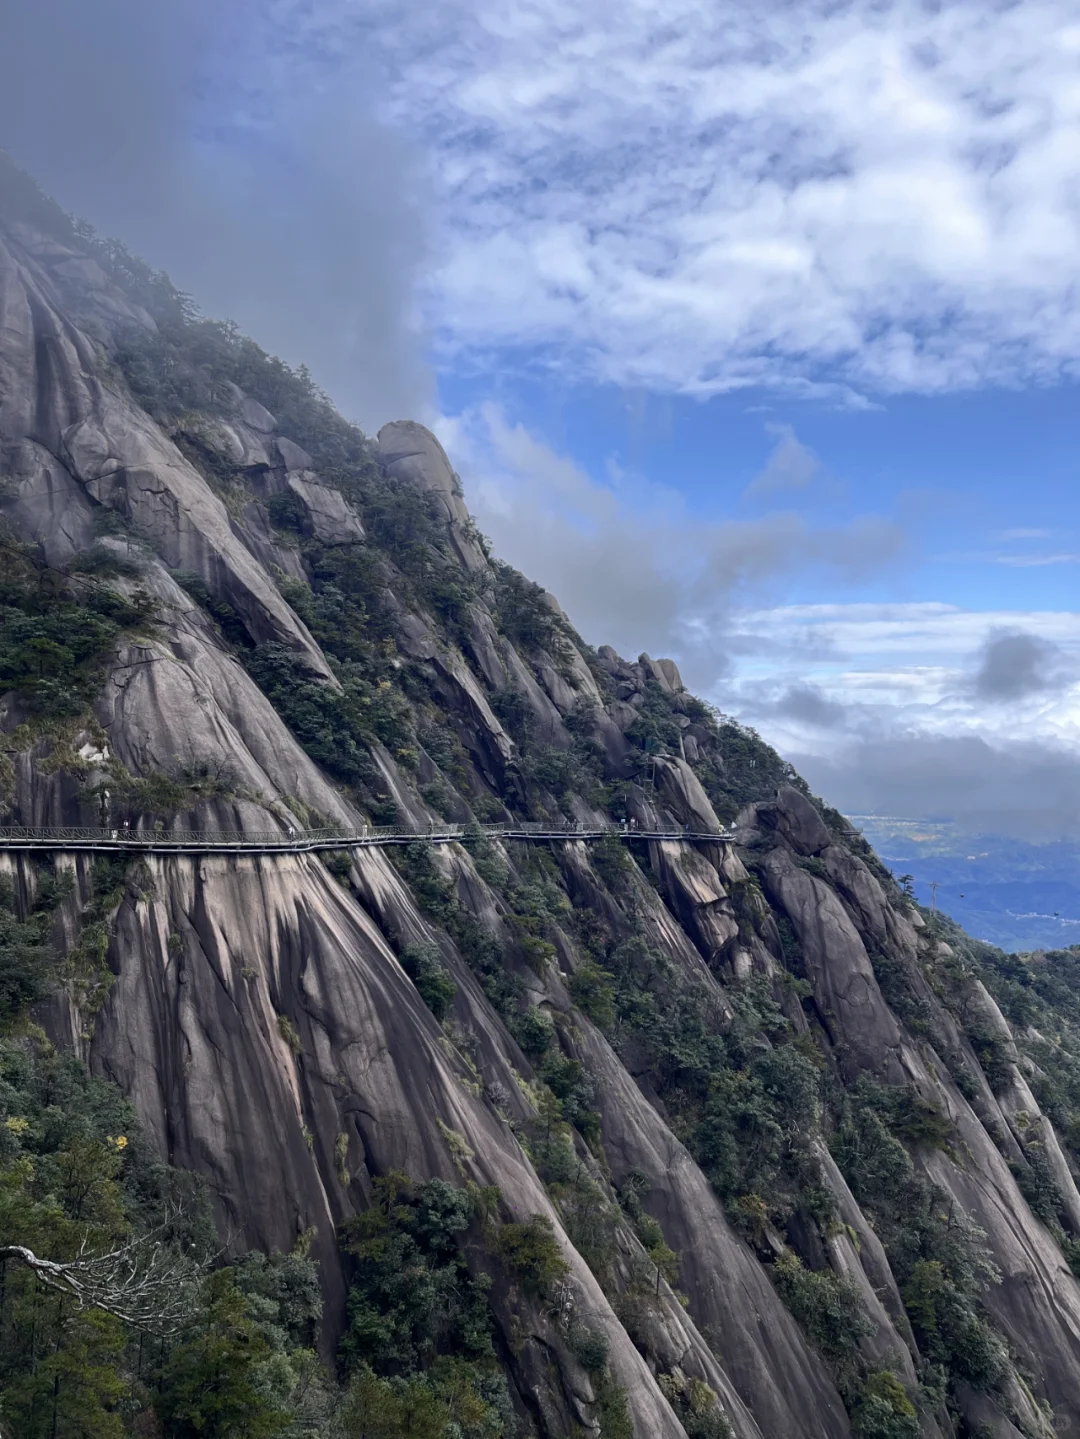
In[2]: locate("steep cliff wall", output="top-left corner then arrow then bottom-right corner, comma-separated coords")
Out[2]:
3,157 -> 1080,1439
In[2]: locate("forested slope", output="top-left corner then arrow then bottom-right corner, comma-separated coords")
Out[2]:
3,153 -> 1080,1439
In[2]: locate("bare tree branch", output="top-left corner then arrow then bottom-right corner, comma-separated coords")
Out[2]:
0,1216 -> 208,1335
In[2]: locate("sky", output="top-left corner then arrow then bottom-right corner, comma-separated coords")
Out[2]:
2,0 -> 1080,837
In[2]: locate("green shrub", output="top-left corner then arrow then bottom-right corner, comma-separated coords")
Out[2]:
400,944 -> 458,1022
851,1371 -> 919,1439
0,872 -> 61,1029
155,1270 -> 290,1438
592,1370 -> 634,1439
338,1366 -> 450,1438
457,822 -> 509,888
569,961 -> 617,1032
337,1173 -> 513,1434
770,1251 -> 874,1366
0,535 -> 154,719
512,1005 -> 555,1058
1011,1138 -> 1067,1232
686,1412 -> 734,1439
265,488 -> 309,535
692,715 -> 801,815
172,570 -> 251,648
391,845 -> 522,1022
866,948 -> 931,1035
590,832 -> 632,888
685,1402 -> 734,1439
340,1174 -> 491,1371
522,744 -> 582,799
495,1214 -> 569,1297
419,778 -> 457,818
887,1089 -> 953,1149
0,1008 -> 228,1438
834,1098 -> 1010,1398
796,855 -> 830,881
276,1014 -> 302,1054
569,1323 -> 610,1374
492,564 -> 569,656
489,687 -> 533,746
517,932 -> 557,973
623,679 -> 683,755
324,850 -> 353,882
537,1050 -> 601,1144
968,1025 -> 1012,1095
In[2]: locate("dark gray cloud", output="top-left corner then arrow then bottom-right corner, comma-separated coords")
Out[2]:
0,0 -> 430,431
973,629 -> 1068,701
796,734 -> 1080,841
766,683 -> 849,729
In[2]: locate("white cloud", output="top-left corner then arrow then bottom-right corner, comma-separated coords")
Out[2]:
724,601 -> 1080,835
732,601 -> 1080,658
441,411 -> 1080,790
724,599 -> 1080,753
306,0 -> 1080,398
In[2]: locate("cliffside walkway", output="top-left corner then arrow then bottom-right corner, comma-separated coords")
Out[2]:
0,822 -> 737,856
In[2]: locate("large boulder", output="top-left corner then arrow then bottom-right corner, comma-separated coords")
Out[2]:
377,420 -> 488,571
757,785 -> 832,855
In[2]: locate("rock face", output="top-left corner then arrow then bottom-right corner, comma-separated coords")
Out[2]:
377,419 -> 488,571
0,233 -> 333,681
3,167 -> 1080,1439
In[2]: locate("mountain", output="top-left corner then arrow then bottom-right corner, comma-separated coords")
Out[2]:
853,817 -> 1080,954
3,152 -> 1080,1438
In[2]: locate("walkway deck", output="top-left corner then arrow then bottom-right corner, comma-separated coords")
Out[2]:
0,822 -> 737,856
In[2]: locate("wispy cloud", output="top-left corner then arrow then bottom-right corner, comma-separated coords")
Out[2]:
440,404 -> 907,680
732,602 -> 1080,652
315,0 -> 1080,399
993,553 -> 1080,567
744,424 -> 821,499
933,546 -> 1080,567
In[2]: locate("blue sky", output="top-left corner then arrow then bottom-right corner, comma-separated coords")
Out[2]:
441,372 -> 1080,610
3,0 -> 1080,835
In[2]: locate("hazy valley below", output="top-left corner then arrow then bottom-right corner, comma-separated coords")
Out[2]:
853,819 -> 1080,954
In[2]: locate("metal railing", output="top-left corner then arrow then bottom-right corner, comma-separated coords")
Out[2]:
0,821 -> 736,854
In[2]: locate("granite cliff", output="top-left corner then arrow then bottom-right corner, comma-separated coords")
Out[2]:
3,155 -> 1080,1439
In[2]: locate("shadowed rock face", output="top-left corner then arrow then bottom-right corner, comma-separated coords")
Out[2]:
2,186 -> 1079,1439
757,847 -> 906,1079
